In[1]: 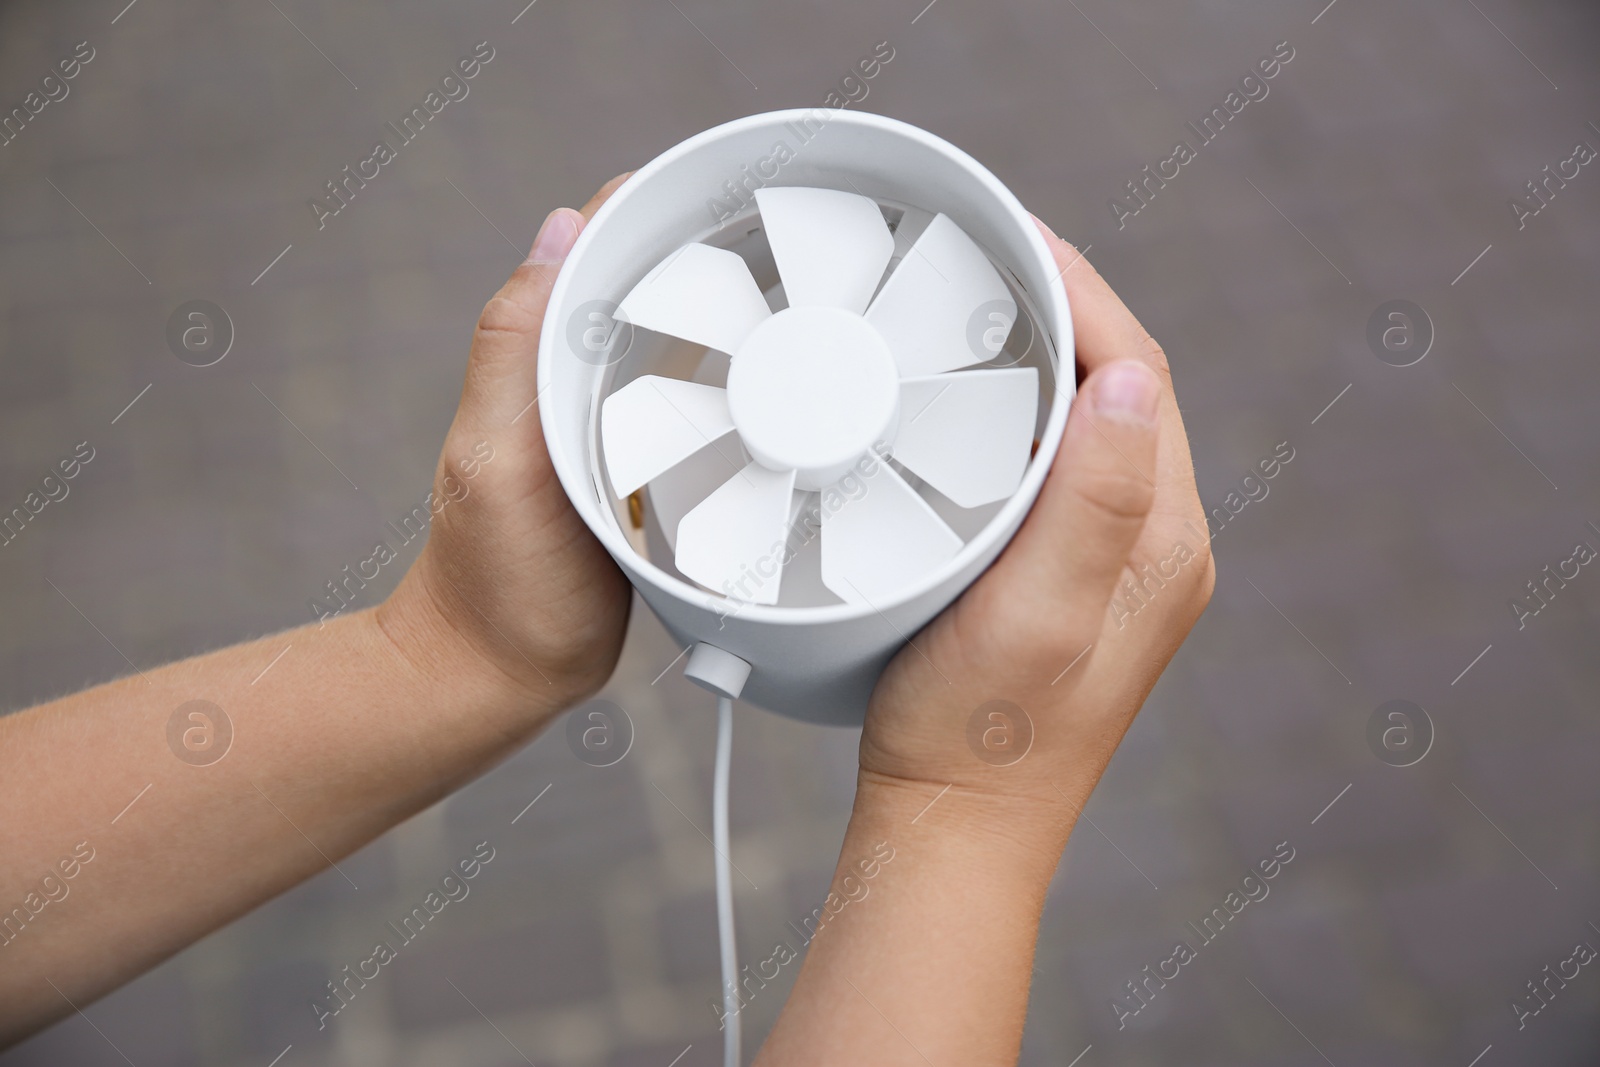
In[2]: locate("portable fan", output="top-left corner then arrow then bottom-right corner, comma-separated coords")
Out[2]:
537,109 -> 1074,725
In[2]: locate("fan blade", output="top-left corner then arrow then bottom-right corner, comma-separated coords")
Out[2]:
770,494 -> 843,607
617,243 -> 770,355
754,187 -> 895,314
648,437 -> 750,552
894,368 -> 1039,508
865,213 -> 1016,378
676,462 -> 797,605
821,459 -> 962,606
601,376 -> 736,497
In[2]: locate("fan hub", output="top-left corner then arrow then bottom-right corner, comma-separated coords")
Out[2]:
728,307 -> 900,491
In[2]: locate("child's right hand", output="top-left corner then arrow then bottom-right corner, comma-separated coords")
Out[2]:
857,220 -> 1215,850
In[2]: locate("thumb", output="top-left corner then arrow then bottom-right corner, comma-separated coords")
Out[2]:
1001,360 -> 1162,619
456,207 -> 584,432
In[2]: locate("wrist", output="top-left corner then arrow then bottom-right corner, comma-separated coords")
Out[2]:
373,562 -> 572,729
850,768 -> 1077,884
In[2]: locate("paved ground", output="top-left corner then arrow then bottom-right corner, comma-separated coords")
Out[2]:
2,0 -> 1599,1064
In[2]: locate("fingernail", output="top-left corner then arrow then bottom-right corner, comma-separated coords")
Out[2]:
1092,361 -> 1159,425
527,209 -> 579,265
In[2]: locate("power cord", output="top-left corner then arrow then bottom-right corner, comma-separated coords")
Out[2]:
712,693 -> 739,1067
682,643 -> 753,1067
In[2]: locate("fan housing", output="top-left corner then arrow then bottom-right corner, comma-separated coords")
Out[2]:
538,110 -> 1074,724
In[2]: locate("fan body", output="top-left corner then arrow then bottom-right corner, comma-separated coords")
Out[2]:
538,109 -> 1073,725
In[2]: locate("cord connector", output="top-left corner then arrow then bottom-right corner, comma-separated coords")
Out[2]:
684,643 -> 752,701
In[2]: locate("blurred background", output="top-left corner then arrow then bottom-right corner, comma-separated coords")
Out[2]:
2,0 -> 1599,1063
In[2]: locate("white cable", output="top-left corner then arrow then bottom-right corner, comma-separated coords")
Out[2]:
713,693 -> 740,1067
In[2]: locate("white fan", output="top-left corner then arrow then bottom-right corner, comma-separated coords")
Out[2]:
538,110 -> 1074,725
602,186 -> 1039,611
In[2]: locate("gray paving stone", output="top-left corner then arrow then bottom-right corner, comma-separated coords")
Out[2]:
388,910 -> 612,1031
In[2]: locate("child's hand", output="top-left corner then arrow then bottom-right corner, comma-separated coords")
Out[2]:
859,220 -> 1215,845
379,176 -> 636,718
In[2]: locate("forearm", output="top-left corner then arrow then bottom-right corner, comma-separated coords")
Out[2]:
756,772 -> 1074,1067
0,577 -> 558,1044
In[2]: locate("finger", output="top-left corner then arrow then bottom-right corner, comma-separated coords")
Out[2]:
1031,216 -> 1167,383
457,207 -> 584,433
1032,215 -> 1203,513
579,171 -> 634,221
988,360 -> 1162,628
456,170 -> 628,426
